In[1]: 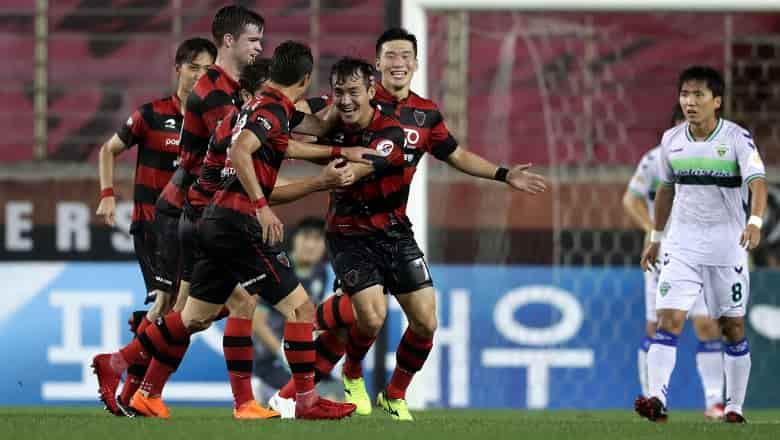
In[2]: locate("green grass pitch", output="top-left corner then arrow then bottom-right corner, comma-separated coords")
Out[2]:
2,407 -> 779,440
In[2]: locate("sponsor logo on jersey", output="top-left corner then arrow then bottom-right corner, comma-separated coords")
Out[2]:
164,118 -> 177,129
659,281 -> 671,297
403,128 -> 420,146
165,138 -> 180,146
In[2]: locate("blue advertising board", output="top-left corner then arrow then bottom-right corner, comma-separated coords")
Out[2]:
2,263 -> 777,409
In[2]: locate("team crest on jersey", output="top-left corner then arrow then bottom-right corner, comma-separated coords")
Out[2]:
375,139 -> 394,157
715,145 -> 728,157
413,110 -> 426,127
659,281 -> 671,297
276,252 -> 291,268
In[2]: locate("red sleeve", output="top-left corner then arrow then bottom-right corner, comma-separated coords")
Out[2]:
116,107 -> 147,148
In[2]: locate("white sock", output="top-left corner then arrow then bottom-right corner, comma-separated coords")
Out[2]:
724,338 -> 751,415
647,330 -> 678,408
696,339 -> 724,408
638,336 -> 652,397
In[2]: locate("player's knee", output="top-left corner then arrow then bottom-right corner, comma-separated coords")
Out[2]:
656,311 -> 685,334
227,295 -> 255,320
410,315 -> 437,339
183,316 -> 212,333
293,300 -> 316,323
719,317 -> 745,343
645,322 -> 657,338
357,312 -> 385,337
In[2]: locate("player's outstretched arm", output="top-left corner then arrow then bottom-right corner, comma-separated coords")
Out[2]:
641,183 -> 675,271
229,130 -> 282,245
96,134 -> 129,226
622,190 -> 653,234
285,139 -> 374,165
445,147 -> 546,194
269,159 -> 355,205
742,177 -> 768,250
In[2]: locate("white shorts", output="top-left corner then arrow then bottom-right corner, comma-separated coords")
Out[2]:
644,268 -> 708,322
656,254 -> 750,319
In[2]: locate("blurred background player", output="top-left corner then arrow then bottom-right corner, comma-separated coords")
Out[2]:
252,217 -> 340,402
92,37 -> 217,416
638,66 -> 767,423
624,104 -> 725,420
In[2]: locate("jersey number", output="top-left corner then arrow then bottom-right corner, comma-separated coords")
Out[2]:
731,283 -> 742,302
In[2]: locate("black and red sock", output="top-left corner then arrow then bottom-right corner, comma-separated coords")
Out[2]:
343,324 -> 376,379
137,312 -> 191,397
283,322 -> 316,397
386,327 -> 433,400
223,317 -> 255,408
118,318 -> 153,403
316,294 -> 355,330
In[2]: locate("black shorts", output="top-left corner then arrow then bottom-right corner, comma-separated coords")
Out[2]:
326,224 -> 433,296
133,229 -> 166,303
178,200 -> 203,284
153,209 -> 180,293
190,206 -> 300,306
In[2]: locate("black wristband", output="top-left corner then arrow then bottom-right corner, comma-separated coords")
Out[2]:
494,167 -> 509,182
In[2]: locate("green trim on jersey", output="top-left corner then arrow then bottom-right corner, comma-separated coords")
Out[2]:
685,118 -> 723,142
670,157 -> 738,174
744,174 -> 766,185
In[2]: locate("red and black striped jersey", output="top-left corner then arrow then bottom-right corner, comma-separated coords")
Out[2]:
186,107 -> 238,213
156,64 -> 239,216
325,105 -> 407,234
187,98 -> 317,215
210,86 -> 296,217
116,95 -> 182,233
373,82 -> 458,189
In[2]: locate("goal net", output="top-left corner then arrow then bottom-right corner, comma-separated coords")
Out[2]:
399,1 -> 780,409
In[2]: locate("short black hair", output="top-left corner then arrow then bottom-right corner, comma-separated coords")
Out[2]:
330,57 -> 375,89
678,65 -> 724,99
292,216 -> 325,239
670,104 -> 685,127
212,5 -> 264,48
174,37 -> 217,65
269,41 -> 314,86
240,58 -> 271,94
376,27 -> 417,57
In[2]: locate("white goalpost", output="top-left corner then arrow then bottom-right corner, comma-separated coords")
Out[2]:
401,0 -> 780,256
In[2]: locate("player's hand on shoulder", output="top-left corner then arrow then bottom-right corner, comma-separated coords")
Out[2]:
506,163 -> 547,194
96,196 -> 116,226
640,242 -> 661,272
740,224 -> 761,251
256,205 -> 284,245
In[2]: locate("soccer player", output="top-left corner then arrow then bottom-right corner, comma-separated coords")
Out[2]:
625,105 -> 726,420
271,28 -> 547,421
126,41 -> 359,420
252,217 -> 332,401
92,4 -> 265,417
93,37 -> 217,416
637,66 -> 767,423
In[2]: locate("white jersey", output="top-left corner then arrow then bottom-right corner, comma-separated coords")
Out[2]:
658,118 -> 766,265
628,146 -> 662,222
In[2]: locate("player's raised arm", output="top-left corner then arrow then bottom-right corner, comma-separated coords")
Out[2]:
445,146 -> 547,194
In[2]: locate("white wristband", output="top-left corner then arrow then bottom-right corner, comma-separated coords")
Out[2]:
748,215 -> 763,229
649,230 -> 664,243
